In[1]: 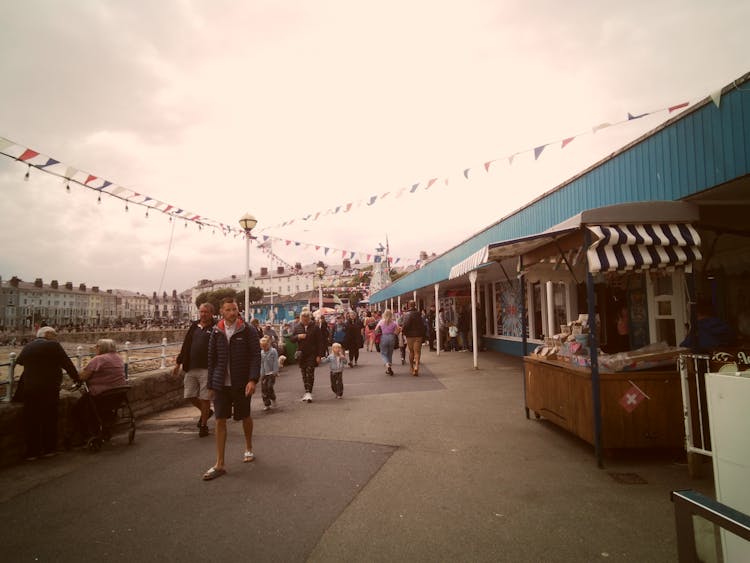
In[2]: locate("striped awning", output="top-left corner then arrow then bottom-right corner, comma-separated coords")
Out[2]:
449,246 -> 489,279
587,223 -> 702,273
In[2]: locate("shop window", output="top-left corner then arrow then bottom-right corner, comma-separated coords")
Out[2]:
646,271 -> 686,347
552,282 -> 568,333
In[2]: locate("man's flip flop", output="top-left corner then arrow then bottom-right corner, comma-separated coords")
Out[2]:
202,467 -> 226,480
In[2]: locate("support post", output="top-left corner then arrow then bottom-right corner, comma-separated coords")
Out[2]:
585,228 -> 604,468
434,283 -> 441,355
470,271 -> 478,370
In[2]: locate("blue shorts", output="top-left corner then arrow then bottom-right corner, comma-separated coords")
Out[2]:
213,386 -> 252,421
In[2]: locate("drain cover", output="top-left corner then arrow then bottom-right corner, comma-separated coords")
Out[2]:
608,472 -> 648,484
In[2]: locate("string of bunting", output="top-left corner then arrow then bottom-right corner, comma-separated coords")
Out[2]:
0,80 -> 731,263
0,137 -> 415,265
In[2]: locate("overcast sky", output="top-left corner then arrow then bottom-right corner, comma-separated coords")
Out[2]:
1,0 -> 747,295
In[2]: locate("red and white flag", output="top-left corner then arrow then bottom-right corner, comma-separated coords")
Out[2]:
619,381 -> 649,413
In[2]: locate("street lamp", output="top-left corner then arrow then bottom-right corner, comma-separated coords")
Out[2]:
316,266 -> 325,312
239,213 -> 258,323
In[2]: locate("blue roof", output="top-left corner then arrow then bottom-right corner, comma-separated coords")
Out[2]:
370,72 -> 750,303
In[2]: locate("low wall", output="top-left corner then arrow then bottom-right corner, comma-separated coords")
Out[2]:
0,368 -> 185,468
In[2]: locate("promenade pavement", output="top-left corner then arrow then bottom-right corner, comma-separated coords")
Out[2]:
0,346 -> 713,562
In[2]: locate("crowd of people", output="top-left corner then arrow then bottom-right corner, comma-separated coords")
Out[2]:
12,298 -> 474,480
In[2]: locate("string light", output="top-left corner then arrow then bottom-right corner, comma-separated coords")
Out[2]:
24,165 -> 30,181
125,203 -> 129,212
65,181 -> 70,192
145,208 -> 149,218
97,194 -> 101,204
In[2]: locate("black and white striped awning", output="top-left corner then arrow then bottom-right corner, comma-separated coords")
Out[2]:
587,223 -> 702,273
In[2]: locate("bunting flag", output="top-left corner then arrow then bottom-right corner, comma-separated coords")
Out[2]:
18,149 -> 39,161
0,84 -> 712,243
668,101 -> 689,113
710,89 -> 722,108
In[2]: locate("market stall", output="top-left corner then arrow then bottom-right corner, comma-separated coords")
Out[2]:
486,201 -> 703,465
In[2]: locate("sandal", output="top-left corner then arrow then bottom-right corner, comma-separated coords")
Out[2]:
202,466 -> 226,481
243,451 -> 255,463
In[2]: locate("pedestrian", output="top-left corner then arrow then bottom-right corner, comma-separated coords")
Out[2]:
375,309 -> 401,376
68,338 -> 127,445
318,314 -> 330,356
344,310 -> 363,367
364,311 -> 377,352
427,306 -> 437,351
259,336 -> 278,412
322,342 -> 348,399
15,326 -> 79,460
332,315 -> 347,347
202,297 -> 261,481
447,321 -> 459,351
289,309 -> 324,403
457,307 -> 471,351
401,300 -> 426,376
173,303 -> 215,437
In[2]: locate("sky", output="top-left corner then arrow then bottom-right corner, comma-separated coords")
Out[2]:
1,0 -> 748,295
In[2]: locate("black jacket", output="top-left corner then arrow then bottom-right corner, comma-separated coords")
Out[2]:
16,337 -> 79,396
290,321 -> 324,362
402,309 -> 426,338
176,320 -> 215,372
207,319 -> 261,390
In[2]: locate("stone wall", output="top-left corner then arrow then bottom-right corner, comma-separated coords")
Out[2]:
0,368 -> 184,467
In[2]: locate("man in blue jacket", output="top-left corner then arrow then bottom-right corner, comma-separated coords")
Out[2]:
202,297 -> 261,481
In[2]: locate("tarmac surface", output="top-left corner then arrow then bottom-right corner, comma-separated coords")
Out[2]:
0,346 -> 714,562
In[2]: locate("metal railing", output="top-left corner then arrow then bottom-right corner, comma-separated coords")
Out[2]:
678,353 -> 713,458
1,338 -> 179,402
672,489 -> 750,562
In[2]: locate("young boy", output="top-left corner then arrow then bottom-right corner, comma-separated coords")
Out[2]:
447,322 -> 459,352
259,336 -> 279,411
322,342 -> 348,399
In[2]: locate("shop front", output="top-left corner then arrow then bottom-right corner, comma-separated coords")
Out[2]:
482,201 -> 703,464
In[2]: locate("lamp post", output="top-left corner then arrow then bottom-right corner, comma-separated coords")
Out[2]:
239,213 -> 258,323
316,266 -> 325,312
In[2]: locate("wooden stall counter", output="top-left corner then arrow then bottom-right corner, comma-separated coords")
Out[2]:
524,356 -> 683,450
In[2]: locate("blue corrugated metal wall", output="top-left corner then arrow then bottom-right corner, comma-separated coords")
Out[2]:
371,81 -> 750,303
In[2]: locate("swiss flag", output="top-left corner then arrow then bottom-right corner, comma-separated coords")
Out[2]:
619,384 -> 647,413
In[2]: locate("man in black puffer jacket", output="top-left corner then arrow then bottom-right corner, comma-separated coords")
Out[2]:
202,297 -> 260,481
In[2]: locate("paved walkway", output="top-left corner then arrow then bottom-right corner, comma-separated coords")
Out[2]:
0,347 -> 713,562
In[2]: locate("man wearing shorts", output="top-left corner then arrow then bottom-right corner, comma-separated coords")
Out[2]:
174,303 -> 215,437
202,298 -> 261,481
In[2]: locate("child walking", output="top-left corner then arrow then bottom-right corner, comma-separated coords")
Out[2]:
260,336 -> 279,411
322,342 -> 348,399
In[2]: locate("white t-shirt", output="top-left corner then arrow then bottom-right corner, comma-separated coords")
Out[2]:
223,321 -> 238,386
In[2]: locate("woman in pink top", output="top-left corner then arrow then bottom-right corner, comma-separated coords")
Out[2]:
375,309 -> 401,376
69,339 -> 127,445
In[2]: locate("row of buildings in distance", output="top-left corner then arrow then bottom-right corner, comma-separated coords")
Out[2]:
0,258 -> 406,332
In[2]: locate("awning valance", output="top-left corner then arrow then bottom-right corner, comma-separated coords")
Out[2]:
448,246 -> 489,279
587,223 -> 702,273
